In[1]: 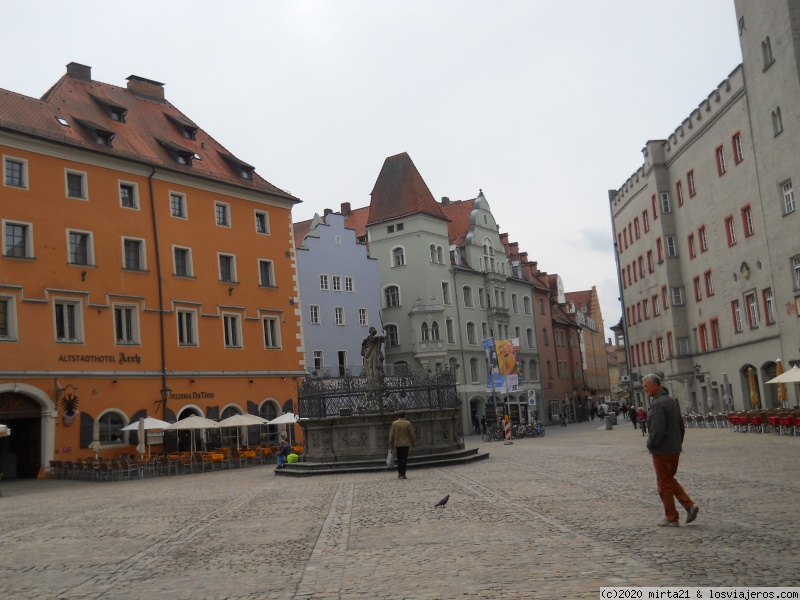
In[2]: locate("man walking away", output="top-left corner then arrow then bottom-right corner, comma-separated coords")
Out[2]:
472,414 -> 481,436
388,411 -> 416,479
643,373 -> 699,527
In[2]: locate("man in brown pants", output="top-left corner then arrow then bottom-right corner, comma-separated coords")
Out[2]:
643,373 -> 699,527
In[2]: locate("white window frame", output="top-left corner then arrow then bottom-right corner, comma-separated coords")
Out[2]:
332,275 -> 341,292
258,259 -> 275,287
793,255 -> 800,290
335,306 -> 345,326
0,295 -> 18,341
67,229 -> 94,266
345,276 -> 354,293
466,322 -> 477,345
3,155 -> 29,190
65,169 -> 88,200
671,286 -> 685,306
320,274 -> 329,291
384,285 -> 400,308
446,318 -> 455,344
172,245 -> 193,277
215,201 -> 231,227
222,313 -> 243,348
176,308 -> 198,346
660,191 -> 671,213
745,292 -> 759,328
358,308 -> 367,326
255,210 -> 270,234
3,220 -> 34,259
732,300 -> 743,333
666,235 -> 677,257
462,286 -> 473,308
53,297 -> 83,343
385,324 -> 399,348
442,281 -> 451,305
764,289 -> 776,325
113,303 -> 140,345
478,287 -> 486,309
309,305 -> 320,324
119,180 -> 139,210
262,316 -> 281,349
392,246 -> 406,267
122,237 -> 147,271
511,294 -> 519,314
782,180 -> 795,215
470,358 -> 480,383
217,253 -> 237,283
170,191 -> 188,219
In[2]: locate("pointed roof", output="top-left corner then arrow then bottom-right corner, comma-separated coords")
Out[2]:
366,152 -> 448,226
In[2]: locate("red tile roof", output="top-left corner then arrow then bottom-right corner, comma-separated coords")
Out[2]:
0,64 -> 298,202
366,152 -> 448,226
441,199 -> 475,246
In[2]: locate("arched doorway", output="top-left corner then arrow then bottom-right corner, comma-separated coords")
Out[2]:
259,400 -> 280,446
0,391 -> 43,478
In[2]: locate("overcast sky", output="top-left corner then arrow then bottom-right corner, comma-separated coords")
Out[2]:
3,0 -> 743,340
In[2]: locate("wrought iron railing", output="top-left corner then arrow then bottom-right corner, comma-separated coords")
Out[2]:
298,369 -> 461,418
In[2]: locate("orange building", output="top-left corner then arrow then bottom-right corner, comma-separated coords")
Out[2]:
0,63 -> 304,477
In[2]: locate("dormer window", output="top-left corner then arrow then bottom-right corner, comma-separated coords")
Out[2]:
157,139 -> 195,166
74,118 -> 115,147
90,94 -> 128,123
165,113 -> 198,140
218,151 -> 255,181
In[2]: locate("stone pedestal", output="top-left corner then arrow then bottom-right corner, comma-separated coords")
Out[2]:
300,408 -> 463,463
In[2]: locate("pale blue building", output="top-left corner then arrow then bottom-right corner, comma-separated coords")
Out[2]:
294,211 -> 381,378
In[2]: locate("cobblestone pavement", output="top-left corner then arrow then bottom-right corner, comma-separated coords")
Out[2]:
2,419 -> 799,599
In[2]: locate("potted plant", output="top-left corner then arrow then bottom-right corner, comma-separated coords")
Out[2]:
61,389 -> 79,426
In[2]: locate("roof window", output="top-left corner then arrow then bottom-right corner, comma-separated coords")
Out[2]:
56,116 -> 70,127
218,151 -> 255,181
90,94 -> 128,123
157,139 -> 195,166
165,113 -> 198,140
74,118 -> 115,147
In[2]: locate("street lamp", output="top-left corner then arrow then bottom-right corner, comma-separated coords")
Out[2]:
158,386 -> 171,421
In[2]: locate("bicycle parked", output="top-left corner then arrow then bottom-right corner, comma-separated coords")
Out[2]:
481,421 -> 545,441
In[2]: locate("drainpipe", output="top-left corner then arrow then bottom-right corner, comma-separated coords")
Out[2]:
146,166 -> 168,420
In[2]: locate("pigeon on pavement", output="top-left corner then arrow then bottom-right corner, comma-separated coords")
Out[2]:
434,495 -> 450,508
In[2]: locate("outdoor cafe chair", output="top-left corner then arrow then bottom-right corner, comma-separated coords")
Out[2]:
95,461 -> 114,482
229,450 -> 246,469
49,460 -> 64,479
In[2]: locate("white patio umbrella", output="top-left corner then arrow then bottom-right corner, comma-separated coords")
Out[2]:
122,417 -> 172,458
266,412 -> 300,445
766,365 -> 800,384
217,414 -> 267,450
163,415 -> 220,453
86,418 -> 102,459
0,424 -> 11,437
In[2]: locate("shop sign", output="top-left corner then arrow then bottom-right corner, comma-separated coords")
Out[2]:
58,352 -> 142,365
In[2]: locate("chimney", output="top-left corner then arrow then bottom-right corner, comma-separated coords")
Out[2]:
441,196 -> 450,205
532,261 -> 538,273
340,202 -> 351,216
66,62 -> 92,82
126,75 -> 165,102
323,208 -> 333,216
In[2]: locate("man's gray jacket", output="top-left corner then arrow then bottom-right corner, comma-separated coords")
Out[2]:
646,388 -> 685,455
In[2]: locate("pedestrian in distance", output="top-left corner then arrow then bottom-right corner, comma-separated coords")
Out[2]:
643,373 -> 699,528
621,403 -> 628,420
480,415 -> 487,434
275,438 -> 292,470
472,414 -> 481,436
631,406 -> 638,429
637,406 -> 647,435
560,407 -> 567,427
388,411 -> 416,479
